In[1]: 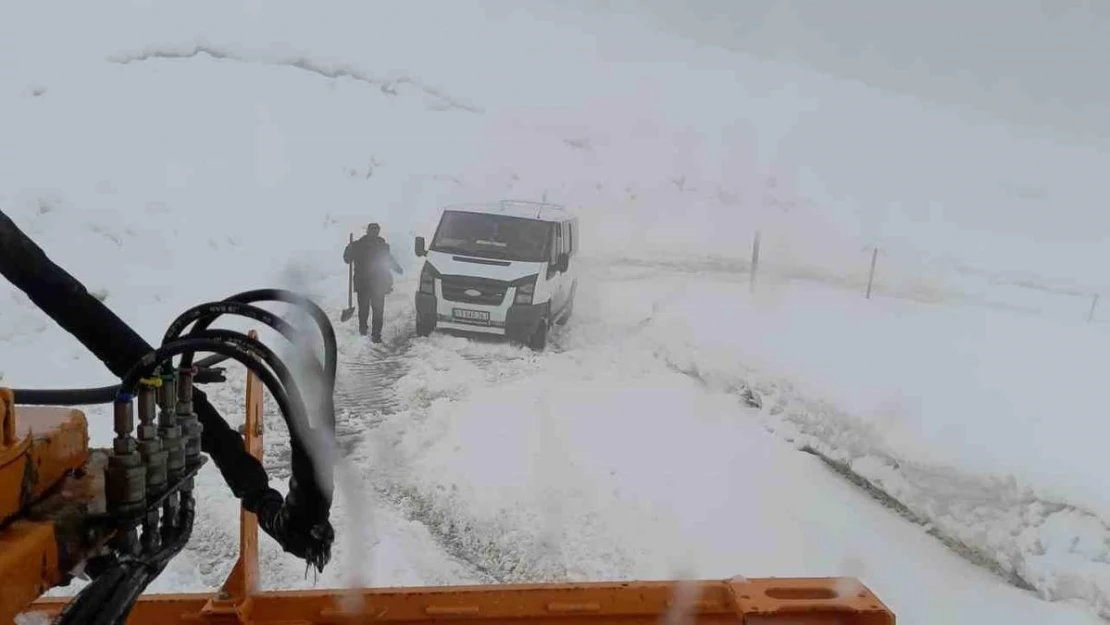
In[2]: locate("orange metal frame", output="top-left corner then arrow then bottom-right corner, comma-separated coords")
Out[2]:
21,330 -> 896,624
1,388 -> 93,624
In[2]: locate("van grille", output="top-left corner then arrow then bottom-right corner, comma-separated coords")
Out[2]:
440,276 -> 508,305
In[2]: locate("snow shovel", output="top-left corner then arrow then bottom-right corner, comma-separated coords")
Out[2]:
340,233 -> 355,322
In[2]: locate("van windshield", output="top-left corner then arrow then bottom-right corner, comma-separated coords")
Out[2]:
431,211 -> 553,262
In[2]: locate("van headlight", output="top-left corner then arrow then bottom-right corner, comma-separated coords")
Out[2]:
513,274 -> 538,305
419,263 -> 438,294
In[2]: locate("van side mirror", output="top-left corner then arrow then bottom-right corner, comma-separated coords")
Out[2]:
557,252 -> 569,273
415,236 -> 427,257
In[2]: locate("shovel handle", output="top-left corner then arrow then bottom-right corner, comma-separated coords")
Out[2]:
347,233 -> 354,307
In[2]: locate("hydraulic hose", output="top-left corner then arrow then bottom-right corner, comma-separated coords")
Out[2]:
222,289 -> 339,434
0,208 -> 273,506
53,565 -> 130,625
116,333 -> 333,543
56,493 -> 197,625
12,384 -> 119,405
104,494 -> 197,625
117,336 -> 307,448
0,208 -> 334,573
161,300 -> 335,432
162,300 -> 301,366
10,367 -> 226,405
175,290 -> 338,382
223,288 -> 338,387
0,210 -> 152,378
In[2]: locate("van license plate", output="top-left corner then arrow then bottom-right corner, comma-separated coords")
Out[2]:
453,308 -> 490,322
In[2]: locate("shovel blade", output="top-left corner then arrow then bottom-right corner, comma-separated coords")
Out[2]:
340,307 -> 355,322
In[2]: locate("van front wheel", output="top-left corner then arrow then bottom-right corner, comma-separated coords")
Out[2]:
416,313 -> 435,337
526,318 -> 548,352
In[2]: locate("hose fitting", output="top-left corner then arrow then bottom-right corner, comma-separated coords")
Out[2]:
105,399 -> 146,515
175,366 -> 203,470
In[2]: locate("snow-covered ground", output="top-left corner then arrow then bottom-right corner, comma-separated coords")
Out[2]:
4,2 -> 1110,624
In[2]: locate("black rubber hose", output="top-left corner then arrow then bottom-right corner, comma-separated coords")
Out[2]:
117,335 -> 305,443
12,385 -> 118,405
0,210 -> 152,378
115,334 -> 330,519
167,329 -> 316,445
223,288 -> 338,388
162,300 -> 300,366
161,301 -> 335,432
10,367 -> 226,405
2,209 -> 332,571
53,564 -> 130,625
223,290 -> 339,435
67,492 -> 197,625
102,494 -> 196,625
0,208 -> 276,518
168,329 -> 335,516
168,293 -> 338,434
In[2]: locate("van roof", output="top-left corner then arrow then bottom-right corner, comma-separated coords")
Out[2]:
443,200 -> 575,223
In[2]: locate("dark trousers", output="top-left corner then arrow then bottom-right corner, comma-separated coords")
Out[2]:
357,289 -> 385,337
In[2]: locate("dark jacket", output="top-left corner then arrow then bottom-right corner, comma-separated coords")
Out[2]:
343,234 -> 402,295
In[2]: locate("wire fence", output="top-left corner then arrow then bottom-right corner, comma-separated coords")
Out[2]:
743,229 -> 1105,325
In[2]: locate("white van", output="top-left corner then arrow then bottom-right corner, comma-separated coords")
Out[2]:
413,201 -> 578,351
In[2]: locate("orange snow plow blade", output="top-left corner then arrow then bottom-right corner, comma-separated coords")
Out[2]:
26,577 -> 894,624
13,331 -> 895,625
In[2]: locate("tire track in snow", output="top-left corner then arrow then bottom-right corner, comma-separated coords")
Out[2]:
265,318 -> 581,584
326,320 -> 642,585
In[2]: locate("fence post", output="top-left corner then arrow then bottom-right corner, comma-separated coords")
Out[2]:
866,247 -> 879,299
1089,293 -> 1100,323
750,231 -> 761,294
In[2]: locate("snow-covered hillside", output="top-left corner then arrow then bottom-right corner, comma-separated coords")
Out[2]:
3,2 -> 1109,624
567,0 -> 1110,145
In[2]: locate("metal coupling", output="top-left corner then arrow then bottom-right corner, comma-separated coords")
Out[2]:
176,367 -> 204,468
141,508 -> 161,555
137,382 -> 168,498
106,399 -> 146,515
158,367 -> 185,480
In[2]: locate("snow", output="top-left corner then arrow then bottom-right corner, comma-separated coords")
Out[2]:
3,1 -> 1110,624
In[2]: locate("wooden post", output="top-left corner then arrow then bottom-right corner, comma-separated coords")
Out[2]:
866,247 -> 878,299
750,231 -> 761,294
1089,294 -> 1100,323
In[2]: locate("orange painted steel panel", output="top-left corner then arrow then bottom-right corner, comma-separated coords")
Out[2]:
0,520 -> 61,624
0,401 -> 90,525
1,388 -> 14,447
24,578 -> 893,624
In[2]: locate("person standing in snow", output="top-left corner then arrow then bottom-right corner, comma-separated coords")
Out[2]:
343,222 -> 403,341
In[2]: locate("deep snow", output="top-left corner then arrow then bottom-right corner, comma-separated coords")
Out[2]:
3,2 -> 1110,624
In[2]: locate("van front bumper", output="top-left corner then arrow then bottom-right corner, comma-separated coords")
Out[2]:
415,292 -> 546,341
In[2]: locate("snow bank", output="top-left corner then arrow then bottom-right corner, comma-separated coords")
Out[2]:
359,274 -> 1100,624
2,0 -> 1108,622
638,274 -> 1110,617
